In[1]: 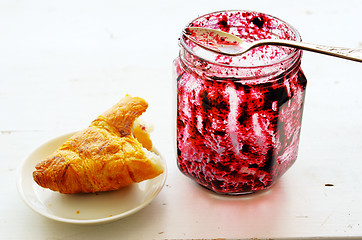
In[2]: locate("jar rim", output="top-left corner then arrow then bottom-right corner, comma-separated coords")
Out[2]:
179,10 -> 302,70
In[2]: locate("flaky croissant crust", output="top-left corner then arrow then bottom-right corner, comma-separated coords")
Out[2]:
33,96 -> 163,194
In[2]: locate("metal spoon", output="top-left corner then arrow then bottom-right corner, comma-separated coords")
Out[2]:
183,27 -> 362,63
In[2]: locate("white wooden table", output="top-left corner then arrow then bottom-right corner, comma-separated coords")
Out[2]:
1,0 -> 362,239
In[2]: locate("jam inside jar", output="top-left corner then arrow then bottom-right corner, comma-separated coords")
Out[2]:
174,10 -> 307,194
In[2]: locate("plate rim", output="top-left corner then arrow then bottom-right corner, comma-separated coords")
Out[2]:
16,131 -> 167,225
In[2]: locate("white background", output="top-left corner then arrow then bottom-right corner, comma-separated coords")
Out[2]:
1,0 -> 362,239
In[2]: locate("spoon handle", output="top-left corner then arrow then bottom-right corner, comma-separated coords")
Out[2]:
256,39 -> 362,63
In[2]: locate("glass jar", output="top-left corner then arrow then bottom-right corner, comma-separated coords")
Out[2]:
174,10 -> 307,194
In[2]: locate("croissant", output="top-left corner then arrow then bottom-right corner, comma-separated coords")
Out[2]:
33,95 -> 164,194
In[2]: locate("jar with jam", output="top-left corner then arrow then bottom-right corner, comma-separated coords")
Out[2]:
174,10 -> 307,194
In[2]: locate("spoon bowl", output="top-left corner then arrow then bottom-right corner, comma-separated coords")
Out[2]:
183,27 -> 362,62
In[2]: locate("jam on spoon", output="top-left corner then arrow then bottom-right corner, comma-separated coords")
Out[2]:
184,27 -> 362,62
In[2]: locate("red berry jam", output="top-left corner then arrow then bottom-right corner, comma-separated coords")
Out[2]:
174,11 -> 307,194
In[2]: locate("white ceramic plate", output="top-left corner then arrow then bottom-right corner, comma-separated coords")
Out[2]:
17,132 -> 167,225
